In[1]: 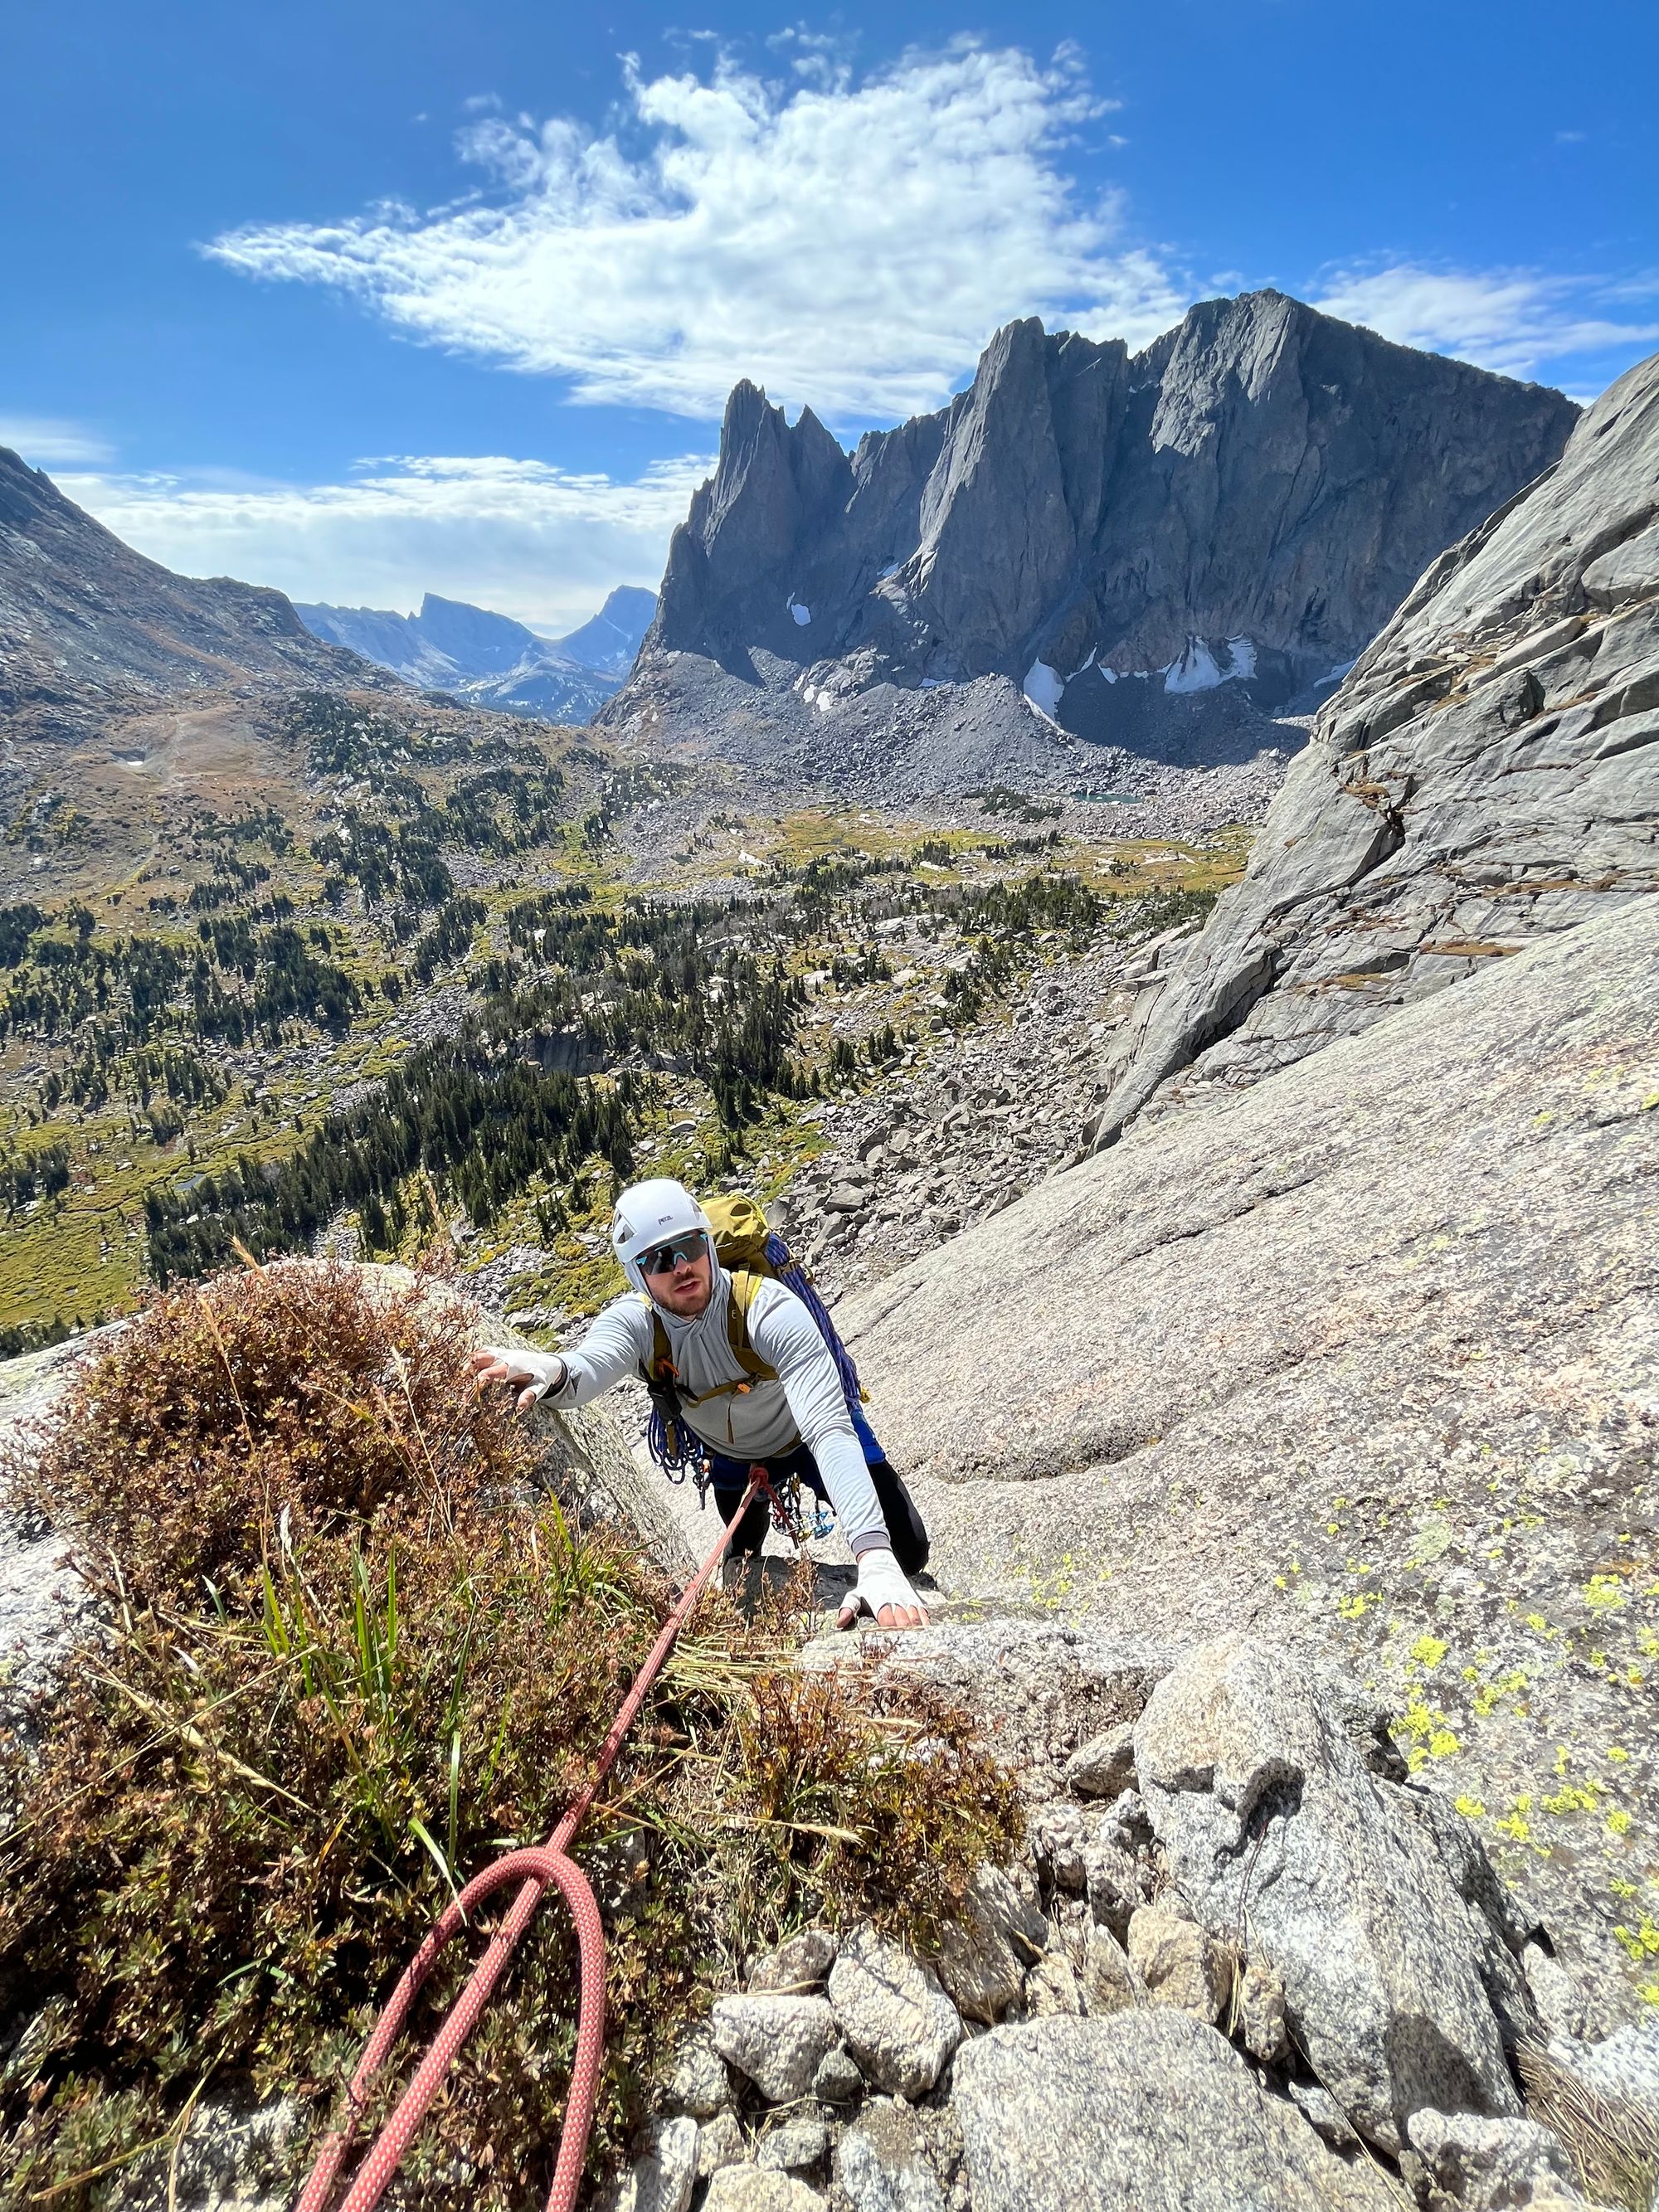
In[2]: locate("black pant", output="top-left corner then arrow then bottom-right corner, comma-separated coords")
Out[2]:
708,1442 -> 930,1577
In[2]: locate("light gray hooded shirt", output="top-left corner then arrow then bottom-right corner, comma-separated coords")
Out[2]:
528,1267 -> 888,1555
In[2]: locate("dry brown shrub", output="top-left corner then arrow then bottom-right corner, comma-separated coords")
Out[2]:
13,1257 -> 519,1609
1,1260 -> 1021,2210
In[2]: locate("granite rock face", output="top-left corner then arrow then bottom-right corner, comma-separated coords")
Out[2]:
609,293 -> 1574,795
1094,343 -> 1659,1140
837,901 -> 1659,2024
1134,1634 -> 1529,2151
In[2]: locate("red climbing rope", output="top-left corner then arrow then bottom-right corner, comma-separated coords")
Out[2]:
294,1471 -> 768,2212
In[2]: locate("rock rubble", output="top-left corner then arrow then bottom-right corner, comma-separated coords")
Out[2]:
605,1621 -> 1655,2212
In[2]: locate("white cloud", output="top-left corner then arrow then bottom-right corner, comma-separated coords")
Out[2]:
56,453 -> 708,632
205,41 -> 1192,425
1310,262 -> 1659,380
0,416 -> 115,465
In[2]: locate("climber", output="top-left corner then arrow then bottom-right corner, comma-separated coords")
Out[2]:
469,1178 -> 932,1630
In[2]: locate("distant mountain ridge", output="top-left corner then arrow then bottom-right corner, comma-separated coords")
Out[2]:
297,586 -> 656,725
602,291 -> 1579,798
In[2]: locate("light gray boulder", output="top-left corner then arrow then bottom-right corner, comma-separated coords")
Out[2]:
710,1994 -> 840,2104
933,1864 -> 1049,2024
757,2113 -> 828,2172
697,2113 -> 747,2182
828,1927 -> 963,2099
1286,2079 -> 1361,2151
597,2117 -> 698,2212
1078,1923 -> 1140,2017
812,2043 -> 865,2103
1125,1907 -> 1229,2025
951,2010 -> 1398,2211
1025,1947 -> 1086,2018
1133,1632 -> 1529,2151
834,2103 -> 950,2212
666,2030 -> 732,2118
1545,2020 -> 1659,2127
749,1928 -> 839,1994
1237,1955 -> 1289,2064
1406,2110 -> 1583,2211
702,2170 -> 826,2212
1066,1723 -> 1136,1800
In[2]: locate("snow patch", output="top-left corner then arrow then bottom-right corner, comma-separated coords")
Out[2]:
1325,658 -> 1357,683
817,692 -> 834,712
801,685 -> 817,705
878,561 -> 901,581
1022,659 -> 1065,721
1069,647 -> 1097,679
1099,665 -> 1117,685
1163,638 -> 1225,693
919,677 -> 950,690
737,850 -> 761,867
787,596 -> 811,626
1162,634 -> 1262,693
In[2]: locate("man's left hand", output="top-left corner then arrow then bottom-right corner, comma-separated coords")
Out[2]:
837,1547 -> 929,1631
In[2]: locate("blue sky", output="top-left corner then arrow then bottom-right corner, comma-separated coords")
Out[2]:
4,2 -> 1657,630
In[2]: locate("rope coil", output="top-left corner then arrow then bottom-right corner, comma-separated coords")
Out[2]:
293,1471 -> 769,2212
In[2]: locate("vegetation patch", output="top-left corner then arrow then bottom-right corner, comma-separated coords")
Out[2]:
0,1260 -> 1021,2210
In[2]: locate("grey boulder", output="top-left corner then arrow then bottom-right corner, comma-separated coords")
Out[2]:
834,2103 -> 950,2212
1066,1723 -> 1137,1800
828,1927 -> 962,2098
749,1928 -> 839,1994
1405,2110 -> 1583,2211
710,1994 -> 840,2104
951,2010 -> 1398,2211
933,1863 -> 1049,2024
1133,1632 -> 1529,2151
600,2117 -> 698,2212
702,2171 -> 826,2212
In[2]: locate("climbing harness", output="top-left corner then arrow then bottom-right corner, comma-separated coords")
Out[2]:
292,1470 -> 772,2212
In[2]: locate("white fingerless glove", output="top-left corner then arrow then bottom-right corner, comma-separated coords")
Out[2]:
482,1348 -> 567,1405
838,1547 -> 924,1623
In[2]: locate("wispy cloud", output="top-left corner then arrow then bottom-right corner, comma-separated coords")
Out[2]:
1310,261 -> 1659,381
56,453 -> 709,631
0,416 -> 115,465
205,41 -> 1192,425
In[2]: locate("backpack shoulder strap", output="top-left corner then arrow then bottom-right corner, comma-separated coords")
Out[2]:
725,1270 -> 777,1383
636,1293 -> 675,1384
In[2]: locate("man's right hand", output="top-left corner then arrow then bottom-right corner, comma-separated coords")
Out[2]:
468,1345 -> 565,1414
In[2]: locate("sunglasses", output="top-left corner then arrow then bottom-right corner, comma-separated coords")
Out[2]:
640,1235 -> 706,1276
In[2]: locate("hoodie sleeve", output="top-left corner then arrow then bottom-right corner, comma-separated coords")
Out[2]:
540,1295 -> 654,1407
747,1281 -> 889,1557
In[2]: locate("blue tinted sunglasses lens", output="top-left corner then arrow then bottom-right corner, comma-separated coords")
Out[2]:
643,1237 -> 702,1274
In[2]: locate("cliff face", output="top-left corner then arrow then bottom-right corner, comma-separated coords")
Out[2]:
624,292 -> 1579,775
1090,343 -> 1659,1142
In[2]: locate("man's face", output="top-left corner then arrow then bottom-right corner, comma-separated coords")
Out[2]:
642,1236 -> 713,1317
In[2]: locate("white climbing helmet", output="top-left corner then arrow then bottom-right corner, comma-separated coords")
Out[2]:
611,1178 -> 715,1298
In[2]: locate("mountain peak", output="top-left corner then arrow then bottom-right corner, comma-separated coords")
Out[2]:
608,291 -> 1579,793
